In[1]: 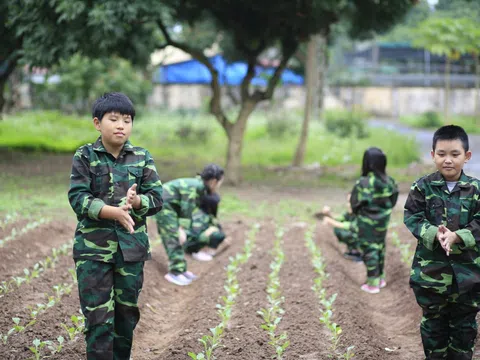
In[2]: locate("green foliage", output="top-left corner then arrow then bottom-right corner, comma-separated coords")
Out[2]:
0,110 -> 420,167
265,113 -> 298,139
324,109 -> 369,139
400,112 -> 480,133
413,17 -> 472,59
33,54 -> 152,113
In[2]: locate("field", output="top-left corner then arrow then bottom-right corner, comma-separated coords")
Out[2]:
1,151 -> 480,360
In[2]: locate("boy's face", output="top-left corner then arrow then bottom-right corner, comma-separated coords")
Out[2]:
431,139 -> 471,181
93,112 -> 132,148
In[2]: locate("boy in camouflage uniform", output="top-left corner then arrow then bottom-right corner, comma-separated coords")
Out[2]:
321,194 -> 361,262
350,147 -> 398,294
404,125 -> 480,360
183,192 -> 230,261
68,92 -> 163,360
155,164 -> 224,286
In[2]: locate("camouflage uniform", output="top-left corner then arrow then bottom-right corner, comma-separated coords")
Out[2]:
155,177 -> 207,273
404,171 -> 480,360
350,172 -> 398,287
68,137 -> 163,360
333,211 -> 358,253
184,208 -> 225,254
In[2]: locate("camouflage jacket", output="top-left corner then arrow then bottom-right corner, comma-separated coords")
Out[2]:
335,211 -> 358,234
68,137 -> 163,263
350,172 -> 399,227
187,208 -> 220,243
404,171 -> 480,295
162,177 -> 207,221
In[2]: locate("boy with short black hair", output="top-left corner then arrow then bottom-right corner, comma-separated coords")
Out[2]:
68,92 -> 163,359
404,125 -> 480,359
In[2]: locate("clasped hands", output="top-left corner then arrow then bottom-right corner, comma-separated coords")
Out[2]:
436,225 -> 461,256
117,184 -> 140,234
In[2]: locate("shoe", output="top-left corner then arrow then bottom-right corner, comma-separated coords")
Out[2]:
360,284 -> 380,294
183,271 -> 198,281
164,272 -> 192,286
192,251 -> 213,261
343,252 -> 363,262
379,279 -> 387,289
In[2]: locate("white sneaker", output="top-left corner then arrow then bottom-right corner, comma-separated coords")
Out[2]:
192,251 -> 214,261
183,271 -> 198,281
164,272 -> 192,286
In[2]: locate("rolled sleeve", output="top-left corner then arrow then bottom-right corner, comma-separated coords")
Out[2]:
455,229 -> 476,249
422,225 -> 439,251
88,198 -> 106,220
131,194 -> 150,218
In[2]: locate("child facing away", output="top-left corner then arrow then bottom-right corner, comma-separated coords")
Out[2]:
68,92 -> 163,359
182,192 -> 231,261
404,125 -> 480,360
350,147 -> 398,294
321,193 -> 362,262
155,164 -> 224,286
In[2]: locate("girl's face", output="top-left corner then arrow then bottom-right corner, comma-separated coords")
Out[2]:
206,177 -> 224,193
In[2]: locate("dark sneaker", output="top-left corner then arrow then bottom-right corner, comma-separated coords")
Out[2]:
343,252 -> 363,262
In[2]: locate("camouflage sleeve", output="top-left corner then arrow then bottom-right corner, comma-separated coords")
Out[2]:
455,196 -> 480,249
68,147 -> 105,220
390,178 -> 399,208
404,181 -> 438,251
131,150 -> 163,218
350,179 -> 372,214
334,212 -> 347,222
189,209 -> 211,242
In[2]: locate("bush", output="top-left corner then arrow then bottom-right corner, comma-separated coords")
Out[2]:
324,109 -> 369,138
175,122 -> 211,143
265,112 -> 298,139
400,112 -> 480,133
421,111 -> 442,128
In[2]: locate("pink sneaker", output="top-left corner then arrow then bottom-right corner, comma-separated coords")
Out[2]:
379,279 -> 387,289
360,284 -> 380,294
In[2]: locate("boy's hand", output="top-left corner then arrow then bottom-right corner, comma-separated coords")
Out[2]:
322,206 -> 331,215
178,226 -> 187,245
127,184 -> 141,209
438,225 -> 461,256
116,205 -> 135,234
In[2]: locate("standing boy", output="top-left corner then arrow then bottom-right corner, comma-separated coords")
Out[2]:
404,125 -> 480,359
68,92 -> 163,359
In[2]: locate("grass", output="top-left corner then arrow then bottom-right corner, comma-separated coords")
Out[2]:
1,110 -> 419,169
400,112 -> 480,134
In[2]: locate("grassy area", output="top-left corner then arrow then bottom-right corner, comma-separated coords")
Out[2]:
1,110 -> 420,169
400,111 -> 480,133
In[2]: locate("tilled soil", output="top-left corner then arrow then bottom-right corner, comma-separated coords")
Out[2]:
2,212 -> 475,359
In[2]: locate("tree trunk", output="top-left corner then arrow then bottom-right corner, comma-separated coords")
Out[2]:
225,101 -> 256,185
0,77 -> 6,120
293,37 -> 317,166
316,35 -> 327,120
475,55 -> 479,117
444,57 -> 451,124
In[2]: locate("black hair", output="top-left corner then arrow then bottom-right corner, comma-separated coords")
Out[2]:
199,192 -> 221,217
200,163 -> 224,181
92,92 -> 135,121
432,125 -> 469,152
362,147 -> 387,182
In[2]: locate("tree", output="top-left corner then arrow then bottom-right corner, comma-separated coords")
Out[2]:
413,17 -> 471,122
2,1 -> 160,117
462,21 -> 480,117
157,0 -> 416,183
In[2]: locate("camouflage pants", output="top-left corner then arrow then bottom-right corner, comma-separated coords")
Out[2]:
333,228 -> 358,252
184,228 -> 226,254
155,203 -> 186,274
75,250 -> 144,360
412,286 -> 480,360
358,221 -> 387,287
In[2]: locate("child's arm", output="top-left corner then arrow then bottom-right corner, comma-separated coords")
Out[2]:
350,179 -> 372,214
324,217 -> 348,229
449,199 -> 480,250
189,209 -> 212,243
129,150 -> 163,218
404,181 -> 440,251
68,148 -> 107,221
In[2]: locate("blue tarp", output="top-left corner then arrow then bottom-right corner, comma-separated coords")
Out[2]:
153,55 -> 304,85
